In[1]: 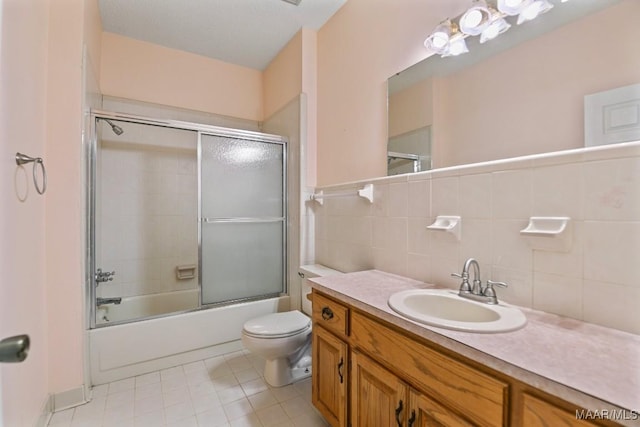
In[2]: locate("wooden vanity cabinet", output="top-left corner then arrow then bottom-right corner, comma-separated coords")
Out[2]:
311,290 -> 615,427
351,350 -> 474,427
409,389 -> 475,427
350,311 -> 507,427
351,350 -> 407,427
520,393 -> 608,427
311,291 -> 350,427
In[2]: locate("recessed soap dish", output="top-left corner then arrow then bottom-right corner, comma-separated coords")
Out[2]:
426,215 -> 461,241
520,217 -> 571,252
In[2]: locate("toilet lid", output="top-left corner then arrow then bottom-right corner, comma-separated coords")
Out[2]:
243,311 -> 311,338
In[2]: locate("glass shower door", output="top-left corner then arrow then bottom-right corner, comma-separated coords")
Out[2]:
199,134 -> 286,305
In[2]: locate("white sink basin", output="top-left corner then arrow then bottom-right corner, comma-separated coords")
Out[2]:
388,289 -> 527,333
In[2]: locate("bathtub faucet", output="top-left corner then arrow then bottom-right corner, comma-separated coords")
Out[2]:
95,268 -> 116,285
97,297 -> 122,306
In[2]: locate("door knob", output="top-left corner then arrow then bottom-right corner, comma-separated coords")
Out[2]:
0,334 -> 30,363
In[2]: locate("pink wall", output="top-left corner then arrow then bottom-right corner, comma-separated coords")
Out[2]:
100,33 -> 264,121
316,0 -> 468,186
1,0 -> 102,420
301,28 -> 318,188
262,28 -> 318,187
388,78 -> 433,138
0,0 -> 50,424
45,0 -> 94,396
263,31 -> 303,119
438,0 -> 640,168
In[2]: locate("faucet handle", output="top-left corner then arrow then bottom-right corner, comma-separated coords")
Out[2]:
451,272 -> 472,293
486,280 -> 508,288
482,280 -> 508,303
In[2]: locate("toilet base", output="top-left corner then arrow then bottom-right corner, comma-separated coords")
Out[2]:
263,353 -> 312,387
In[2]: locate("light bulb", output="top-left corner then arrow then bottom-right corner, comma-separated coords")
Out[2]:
459,0 -> 492,36
443,36 -> 469,57
424,20 -> 456,54
432,32 -> 450,48
480,18 -> 511,43
465,10 -> 483,27
497,0 -> 531,16
517,0 -> 553,24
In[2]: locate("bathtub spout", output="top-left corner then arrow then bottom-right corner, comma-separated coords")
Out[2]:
97,297 -> 122,306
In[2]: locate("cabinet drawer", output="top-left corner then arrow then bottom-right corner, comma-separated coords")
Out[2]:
351,311 -> 508,427
522,393 -> 601,426
312,292 -> 349,338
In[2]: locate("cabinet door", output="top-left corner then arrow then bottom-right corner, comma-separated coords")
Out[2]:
313,326 -> 348,427
408,389 -> 475,427
351,351 -> 408,427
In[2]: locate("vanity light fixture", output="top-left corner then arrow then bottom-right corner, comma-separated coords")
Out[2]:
459,0 -> 492,36
424,19 -> 469,57
426,0 -> 565,56
424,19 -> 458,55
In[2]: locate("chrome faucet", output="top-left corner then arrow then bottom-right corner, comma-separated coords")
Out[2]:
96,297 -> 122,306
451,258 -> 508,305
95,268 -> 115,285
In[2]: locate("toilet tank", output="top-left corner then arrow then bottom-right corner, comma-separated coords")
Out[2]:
299,264 -> 342,316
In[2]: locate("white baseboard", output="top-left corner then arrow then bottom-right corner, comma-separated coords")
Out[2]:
35,395 -> 52,427
53,386 -> 88,412
35,385 -> 88,426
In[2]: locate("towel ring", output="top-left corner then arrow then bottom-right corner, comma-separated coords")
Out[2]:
15,152 -> 47,195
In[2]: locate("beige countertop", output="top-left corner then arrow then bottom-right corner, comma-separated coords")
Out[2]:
309,270 -> 640,424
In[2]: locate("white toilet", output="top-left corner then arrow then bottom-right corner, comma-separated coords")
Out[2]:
241,264 -> 341,387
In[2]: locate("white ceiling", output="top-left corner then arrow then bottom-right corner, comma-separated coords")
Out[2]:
98,0 -> 347,71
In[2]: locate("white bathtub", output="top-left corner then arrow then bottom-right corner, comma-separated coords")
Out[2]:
96,289 -> 200,325
89,295 -> 290,385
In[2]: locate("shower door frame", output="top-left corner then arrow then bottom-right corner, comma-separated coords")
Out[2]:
87,110 -> 288,329
197,133 -> 288,309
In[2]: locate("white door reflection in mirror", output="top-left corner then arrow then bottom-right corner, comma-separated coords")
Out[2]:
585,83 -> 640,147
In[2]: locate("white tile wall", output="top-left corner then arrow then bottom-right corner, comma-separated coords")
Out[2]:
98,140 -> 198,299
313,142 -> 640,335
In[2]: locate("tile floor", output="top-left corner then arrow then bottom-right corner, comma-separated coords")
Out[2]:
47,350 -> 328,427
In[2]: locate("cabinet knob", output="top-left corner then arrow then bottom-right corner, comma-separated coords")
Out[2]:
321,306 -> 334,321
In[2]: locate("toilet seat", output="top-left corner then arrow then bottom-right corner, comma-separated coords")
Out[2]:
242,311 -> 311,339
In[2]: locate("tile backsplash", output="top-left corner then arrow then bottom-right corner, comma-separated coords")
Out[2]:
312,142 -> 640,335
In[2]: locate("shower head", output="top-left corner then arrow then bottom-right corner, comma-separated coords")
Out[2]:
103,119 -> 124,136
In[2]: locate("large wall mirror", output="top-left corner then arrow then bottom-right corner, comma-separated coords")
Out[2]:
387,0 -> 640,175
